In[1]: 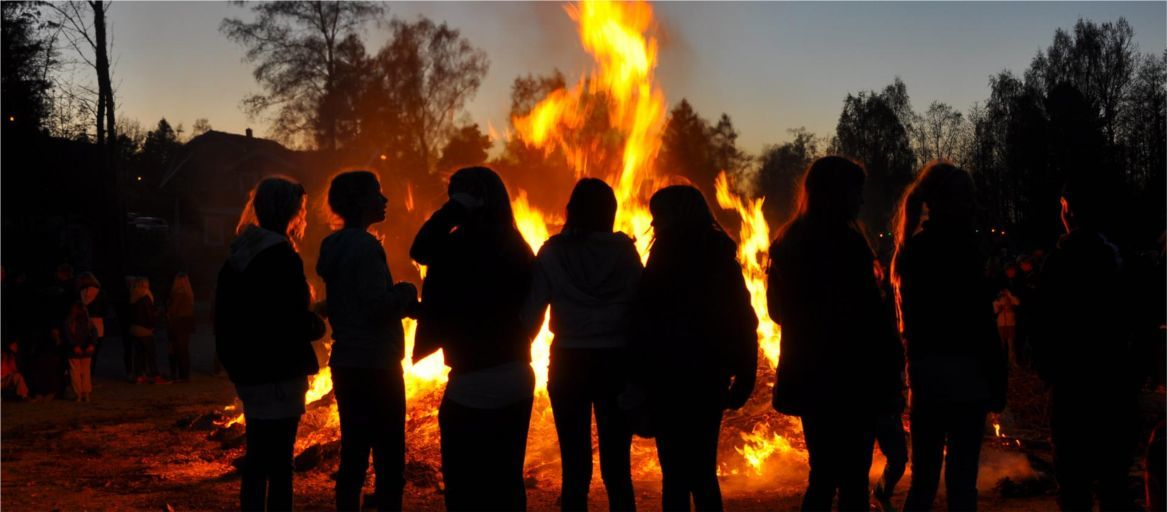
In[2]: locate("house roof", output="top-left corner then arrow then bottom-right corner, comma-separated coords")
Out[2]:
159,130 -> 304,189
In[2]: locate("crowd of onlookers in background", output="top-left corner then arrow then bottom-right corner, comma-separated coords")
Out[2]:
0,263 -> 199,403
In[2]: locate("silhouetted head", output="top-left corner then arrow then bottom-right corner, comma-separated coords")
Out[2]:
892,160 -> 974,265
448,166 -> 517,231
237,176 -> 308,242
648,185 -> 720,237
563,178 -> 617,235
798,156 -> 866,223
171,272 -> 193,299
328,170 -> 387,229
1060,176 -> 1104,233
129,276 -> 152,304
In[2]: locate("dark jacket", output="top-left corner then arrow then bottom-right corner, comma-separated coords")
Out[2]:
214,227 -> 325,386
896,218 -> 1006,410
317,228 -> 413,369
628,230 -> 758,407
768,217 -> 904,416
1032,228 -> 1132,392
410,201 -> 535,375
64,306 -> 97,359
522,231 -> 643,349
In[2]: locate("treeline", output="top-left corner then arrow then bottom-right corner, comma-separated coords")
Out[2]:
3,2 -> 1163,254
737,18 -> 1165,250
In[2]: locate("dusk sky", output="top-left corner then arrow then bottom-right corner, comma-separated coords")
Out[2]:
106,1 -> 1166,154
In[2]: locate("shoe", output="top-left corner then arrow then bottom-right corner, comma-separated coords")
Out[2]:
135,376 -> 149,384
153,376 -> 171,384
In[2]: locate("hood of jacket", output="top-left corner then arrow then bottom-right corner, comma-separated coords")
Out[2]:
229,226 -> 290,273
540,231 -> 640,304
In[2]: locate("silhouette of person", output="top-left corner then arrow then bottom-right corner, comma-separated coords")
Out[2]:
1031,178 -> 1138,511
768,156 -> 904,512
410,166 -> 537,511
214,176 -> 326,512
317,170 -> 419,512
627,185 -> 757,512
167,272 -> 195,383
521,178 -> 642,512
891,162 -> 1006,512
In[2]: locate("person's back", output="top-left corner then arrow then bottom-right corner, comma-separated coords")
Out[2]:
530,231 -> 641,347
1034,222 -> 1138,511
523,178 -> 642,512
214,227 -> 322,386
769,216 -> 902,416
1034,228 -> 1128,387
897,219 -> 1003,406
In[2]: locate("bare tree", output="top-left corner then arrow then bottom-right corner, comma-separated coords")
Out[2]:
44,1 -> 115,152
910,101 -> 965,166
221,1 -> 384,150
367,17 -> 489,173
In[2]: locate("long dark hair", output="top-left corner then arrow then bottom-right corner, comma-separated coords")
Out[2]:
449,166 -> 522,240
890,160 -> 975,329
777,156 -> 866,238
236,176 -> 308,244
648,185 -> 734,259
563,178 -> 617,236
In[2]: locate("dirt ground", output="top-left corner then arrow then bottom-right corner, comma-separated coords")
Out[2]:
0,329 -> 1154,511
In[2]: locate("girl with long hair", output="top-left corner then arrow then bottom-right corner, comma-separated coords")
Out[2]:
628,184 -> 757,512
767,156 -> 904,511
890,161 -> 1005,511
167,273 -> 195,382
214,176 -> 326,511
410,166 -> 537,511
521,178 -> 642,512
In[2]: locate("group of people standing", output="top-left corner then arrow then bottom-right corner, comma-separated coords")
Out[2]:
214,155 -> 1141,512
0,262 -> 198,403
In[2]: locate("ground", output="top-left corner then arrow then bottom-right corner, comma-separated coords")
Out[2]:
1,329 -> 1156,511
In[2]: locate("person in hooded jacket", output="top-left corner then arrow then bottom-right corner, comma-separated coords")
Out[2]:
215,176 -> 326,512
167,273 -> 196,383
1031,179 -> 1138,512
75,272 -> 108,375
411,166 -> 536,511
317,170 -> 418,512
768,156 -> 904,512
63,300 -> 96,401
628,185 -> 757,512
892,162 -> 1007,512
521,178 -> 642,512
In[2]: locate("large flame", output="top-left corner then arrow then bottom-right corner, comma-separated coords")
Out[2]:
224,0 -> 809,487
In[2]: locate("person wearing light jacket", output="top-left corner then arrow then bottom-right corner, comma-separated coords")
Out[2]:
521,178 -> 643,512
317,170 -> 418,512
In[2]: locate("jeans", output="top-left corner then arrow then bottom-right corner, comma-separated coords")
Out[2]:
654,394 -> 724,512
332,366 -> 406,511
549,347 -> 636,512
241,416 -> 300,511
439,396 -> 534,511
904,401 -> 987,512
799,412 -> 876,512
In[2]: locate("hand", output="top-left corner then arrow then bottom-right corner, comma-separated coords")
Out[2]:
449,193 -> 484,212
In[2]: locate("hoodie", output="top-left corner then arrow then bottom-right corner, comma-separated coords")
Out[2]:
522,231 -> 643,349
214,226 -> 325,385
316,228 -> 412,369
